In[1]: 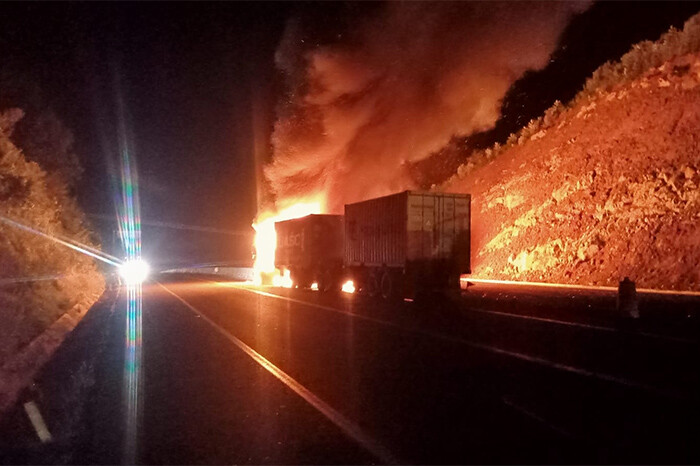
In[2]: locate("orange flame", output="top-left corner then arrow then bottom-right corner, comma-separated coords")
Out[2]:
252,196 -> 324,285
341,280 -> 356,294
272,269 -> 294,288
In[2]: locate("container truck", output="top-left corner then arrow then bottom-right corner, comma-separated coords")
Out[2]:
274,214 -> 344,291
274,190 -> 471,299
344,190 -> 470,299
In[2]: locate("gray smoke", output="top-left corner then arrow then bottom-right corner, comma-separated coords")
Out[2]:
266,2 -> 588,213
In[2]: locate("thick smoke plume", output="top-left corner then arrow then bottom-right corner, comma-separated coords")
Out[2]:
266,2 -> 587,213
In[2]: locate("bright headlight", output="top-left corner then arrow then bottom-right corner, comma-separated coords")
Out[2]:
119,258 -> 150,285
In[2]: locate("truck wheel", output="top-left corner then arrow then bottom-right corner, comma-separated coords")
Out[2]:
321,270 -> 334,293
380,270 -> 394,300
366,271 -> 379,297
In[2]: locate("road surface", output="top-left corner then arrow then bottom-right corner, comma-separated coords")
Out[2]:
1,274 -> 698,464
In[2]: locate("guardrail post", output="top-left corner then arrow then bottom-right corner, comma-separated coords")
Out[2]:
617,277 -> 639,320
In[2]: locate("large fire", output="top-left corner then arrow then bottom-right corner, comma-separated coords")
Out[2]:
265,3 -> 584,214
252,196 -> 324,285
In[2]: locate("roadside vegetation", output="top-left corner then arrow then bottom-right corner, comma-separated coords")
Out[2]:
0,107 -> 105,367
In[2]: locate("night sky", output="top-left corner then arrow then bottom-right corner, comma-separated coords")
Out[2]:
0,2 -> 297,266
0,1 -> 698,267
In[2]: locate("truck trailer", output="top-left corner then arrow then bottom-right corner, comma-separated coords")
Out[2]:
345,190 -> 471,299
274,190 -> 471,299
274,214 -> 344,291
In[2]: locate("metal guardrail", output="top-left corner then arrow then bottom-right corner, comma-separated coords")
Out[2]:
462,277 -> 700,297
161,266 -> 255,282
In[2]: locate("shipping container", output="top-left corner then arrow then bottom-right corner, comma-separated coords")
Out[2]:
274,214 -> 344,289
344,191 -> 470,298
273,191 -> 470,299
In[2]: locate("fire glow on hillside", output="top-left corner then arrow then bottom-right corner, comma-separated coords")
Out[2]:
442,48 -> 700,291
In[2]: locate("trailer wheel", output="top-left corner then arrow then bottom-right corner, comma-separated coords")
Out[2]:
380,270 -> 394,300
366,271 -> 379,297
320,270 -> 334,293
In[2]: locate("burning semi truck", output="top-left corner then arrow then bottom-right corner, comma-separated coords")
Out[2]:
274,190 -> 471,299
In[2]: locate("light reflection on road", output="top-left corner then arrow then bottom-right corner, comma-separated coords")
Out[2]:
123,283 -> 142,464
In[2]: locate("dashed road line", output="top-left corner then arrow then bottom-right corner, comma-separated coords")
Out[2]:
501,396 -> 577,440
471,307 -> 615,332
421,328 -> 685,400
463,307 -> 696,345
158,283 -> 398,465
23,401 -> 52,443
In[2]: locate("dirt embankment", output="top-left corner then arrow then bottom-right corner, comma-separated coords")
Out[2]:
443,52 -> 700,291
0,116 -> 105,368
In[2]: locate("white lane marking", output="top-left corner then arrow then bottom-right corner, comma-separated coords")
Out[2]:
158,283 -> 397,465
222,284 -> 687,400
232,286 -> 403,329
464,307 -> 696,345
422,329 -> 685,400
501,396 -> 577,440
23,401 -> 53,443
472,307 -> 615,332
464,277 -> 700,297
218,281 -> 694,344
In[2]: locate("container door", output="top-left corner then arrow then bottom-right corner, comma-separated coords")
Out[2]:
436,195 -> 456,260
407,193 -> 436,260
454,196 -> 471,273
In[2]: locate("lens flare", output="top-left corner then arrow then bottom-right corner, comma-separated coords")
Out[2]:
119,259 -> 150,285
0,216 -> 120,267
252,196 -> 324,284
112,86 -> 144,465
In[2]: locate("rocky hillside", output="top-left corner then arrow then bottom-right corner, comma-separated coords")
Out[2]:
443,37 -> 700,291
0,111 -> 105,366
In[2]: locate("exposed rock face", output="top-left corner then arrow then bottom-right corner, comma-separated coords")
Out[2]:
443,53 -> 700,291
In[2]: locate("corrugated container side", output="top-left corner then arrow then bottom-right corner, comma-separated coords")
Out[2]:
407,192 -> 470,262
454,194 -> 471,273
406,192 -> 470,266
345,192 -> 407,267
274,219 -> 303,269
346,191 -> 470,271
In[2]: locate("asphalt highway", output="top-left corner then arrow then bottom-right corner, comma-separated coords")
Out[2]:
1,274 -> 698,464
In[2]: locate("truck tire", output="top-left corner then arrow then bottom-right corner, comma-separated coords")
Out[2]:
366,271 -> 379,297
320,270 -> 334,293
291,269 -> 308,289
380,270 -> 394,300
